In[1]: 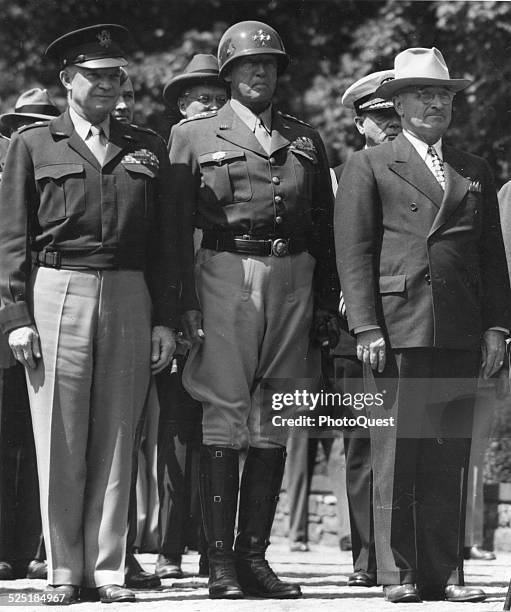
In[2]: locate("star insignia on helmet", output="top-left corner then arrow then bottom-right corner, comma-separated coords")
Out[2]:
97,29 -> 112,48
253,29 -> 271,46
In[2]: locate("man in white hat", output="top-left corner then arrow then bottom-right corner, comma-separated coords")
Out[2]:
335,47 -> 509,603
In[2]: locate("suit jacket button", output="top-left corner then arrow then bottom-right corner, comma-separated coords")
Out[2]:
424,273 -> 431,285
410,203 -> 418,212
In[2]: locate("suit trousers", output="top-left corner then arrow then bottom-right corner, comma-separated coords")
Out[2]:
26,267 -> 151,587
183,249 -> 315,449
334,355 -> 376,576
367,348 -> 479,588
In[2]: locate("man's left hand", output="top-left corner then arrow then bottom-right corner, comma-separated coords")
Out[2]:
151,325 -> 176,374
481,329 -> 506,379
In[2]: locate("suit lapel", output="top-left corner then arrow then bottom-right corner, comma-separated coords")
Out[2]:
388,134 -> 444,208
269,111 -> 291,155
216,104 -> 267,157
428,148 -> 470,237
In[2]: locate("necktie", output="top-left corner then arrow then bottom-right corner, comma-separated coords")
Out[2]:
87,125 -> 107,166
254,117 -> 271,155
427,145 -> 445,190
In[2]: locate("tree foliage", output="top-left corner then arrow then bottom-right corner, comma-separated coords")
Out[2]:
0,0 -> 510,180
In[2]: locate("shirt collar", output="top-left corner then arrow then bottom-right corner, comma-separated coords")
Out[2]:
230,99 -> 272,134
69,106 -> 110,141
403,128 -> 442,160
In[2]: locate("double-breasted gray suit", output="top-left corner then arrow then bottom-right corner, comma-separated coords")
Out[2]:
335,132 -> 510,592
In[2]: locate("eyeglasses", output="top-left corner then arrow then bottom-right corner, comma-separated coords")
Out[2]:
405,88 -> 455,104
185,94 -> 228,106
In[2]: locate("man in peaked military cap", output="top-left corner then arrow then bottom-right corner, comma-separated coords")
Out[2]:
331,69 -> 401,590
169,20 -> 340,600
0,24 -> 184,604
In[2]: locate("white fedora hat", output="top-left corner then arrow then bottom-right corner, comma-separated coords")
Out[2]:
376,47 -> 471,99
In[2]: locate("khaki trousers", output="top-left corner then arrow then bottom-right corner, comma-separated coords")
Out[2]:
183,249 -> 316,449
26,268 -> 151,587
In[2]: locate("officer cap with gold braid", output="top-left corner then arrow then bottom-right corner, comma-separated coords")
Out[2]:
342,70 -> 395,114
45,24 -> 130,69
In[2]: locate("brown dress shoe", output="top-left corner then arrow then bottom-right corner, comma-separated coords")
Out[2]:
43,585 -> 79,605
97,584 -> 136,603
124,552 -> 161,588
383,584 -> 422,603
444,585 -> 486,602
26,559 -> 48,580
0,561 -> 14,580
463,545 -> 496,561
155,554 -> 184,579
348,570 -> 377,587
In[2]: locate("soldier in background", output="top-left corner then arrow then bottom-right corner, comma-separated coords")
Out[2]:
154,53 -> 228,580
333,70 -> 401,588
170,21 -> 339,600
0,89 -> 60,581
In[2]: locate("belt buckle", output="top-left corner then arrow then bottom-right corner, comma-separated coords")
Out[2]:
271,238 -> 289,257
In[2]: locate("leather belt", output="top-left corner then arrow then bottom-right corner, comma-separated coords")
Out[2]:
201,233 -> 308,257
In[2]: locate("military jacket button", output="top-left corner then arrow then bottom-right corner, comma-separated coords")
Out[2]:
410,203 -> 418,212
272,176 -> 280,185
269,157 -> 276,165
275,216 -> 283,224
274,195 -> 282,203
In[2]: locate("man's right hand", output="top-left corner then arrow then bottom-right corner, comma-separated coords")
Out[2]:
8,325 -> 41,369
356,328 -> 386,373
181,309 -> 205,344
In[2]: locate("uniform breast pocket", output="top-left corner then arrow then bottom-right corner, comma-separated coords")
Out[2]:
122,162 -> 157,219
35,163 -> 86,222
199,150 -> 252,203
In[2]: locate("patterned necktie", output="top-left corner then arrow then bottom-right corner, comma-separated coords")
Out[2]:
427,145 -> 445,190
254,117 -> 271,155
87,125 -> 107,166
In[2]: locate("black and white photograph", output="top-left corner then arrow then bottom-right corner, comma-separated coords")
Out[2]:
1,1 -> 511,609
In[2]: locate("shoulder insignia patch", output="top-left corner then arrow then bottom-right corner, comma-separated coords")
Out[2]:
278,111 -> 311,127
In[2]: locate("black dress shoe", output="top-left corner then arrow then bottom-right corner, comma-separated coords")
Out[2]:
97,584 -> 136,603
155,554 -> 183,579
44,585 -> 79,605
0,561 -> 14,580
444,585 -> 486,602
383,584 -> 422,603
26,559 -> 48,579
348,570 -> 377,587
463,545 -> 496,561
124,552 -> 161,588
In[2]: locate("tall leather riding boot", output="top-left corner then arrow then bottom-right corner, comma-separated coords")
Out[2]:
235,447 -> 302,598
199,445 -> 243,599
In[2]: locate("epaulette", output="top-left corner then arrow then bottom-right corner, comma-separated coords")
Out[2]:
179,110 -> 217,124
129,124 -> 160,137
18,120 -> 50,133
278,111 -> 311,127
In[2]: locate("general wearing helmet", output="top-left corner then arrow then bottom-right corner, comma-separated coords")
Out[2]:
217,20 -> 289,78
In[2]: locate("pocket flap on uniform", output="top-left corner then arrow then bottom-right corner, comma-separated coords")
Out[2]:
35,163 -> 84,180
379,274 -> 406,293
122,162 -> 157,178
199,150 -> 246,165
